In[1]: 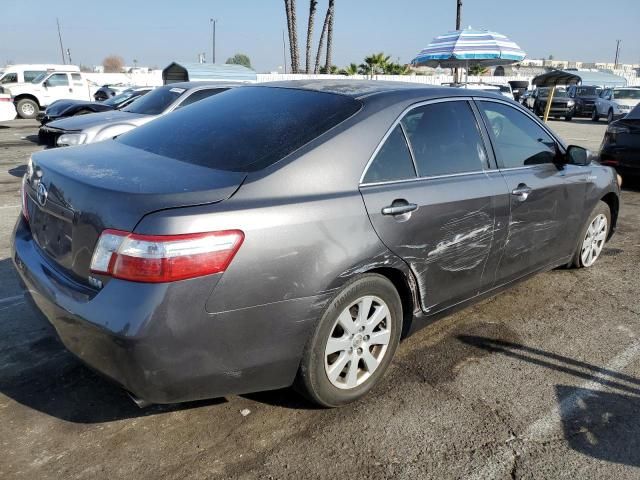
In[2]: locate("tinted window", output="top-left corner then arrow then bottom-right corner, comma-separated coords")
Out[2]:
47,73 -> 69,86
479,101 -> 557,168
117,87 -> 362,172
0,72 -> 17,84
122,85 -> 186,115
71,73 -> 82,85
363,126 -> 416,183
24,70 -> 44,82
176,88 -> 227,108
401,101 -> 489,177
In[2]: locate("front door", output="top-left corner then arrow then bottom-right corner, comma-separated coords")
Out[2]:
475,100 -> 588,286
360,99 -> 509,314
42,73 -> 73,105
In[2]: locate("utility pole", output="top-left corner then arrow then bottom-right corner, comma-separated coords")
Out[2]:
282,29 -> 288,74
454,0 -> 462,83
56,18 -> 66,65
614,40 -> 621,69
210,19 -> 217,64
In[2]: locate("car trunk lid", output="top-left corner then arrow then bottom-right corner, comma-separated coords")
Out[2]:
25,140 -> 246,284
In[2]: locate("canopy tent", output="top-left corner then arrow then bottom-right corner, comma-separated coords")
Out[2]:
162,62 -> 256,85
532,70 -> 581,87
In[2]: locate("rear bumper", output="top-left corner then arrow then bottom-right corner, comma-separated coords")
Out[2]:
600,147 -> 640,177
12,217 -> 325,404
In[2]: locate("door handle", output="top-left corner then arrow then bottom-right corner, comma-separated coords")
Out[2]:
381,201 -> 418,216
511,184 -> 532,202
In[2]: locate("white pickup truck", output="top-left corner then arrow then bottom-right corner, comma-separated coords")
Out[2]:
7,69 -> 92,119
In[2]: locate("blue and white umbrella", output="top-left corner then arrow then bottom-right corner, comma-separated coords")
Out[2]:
412,28 -> 526,68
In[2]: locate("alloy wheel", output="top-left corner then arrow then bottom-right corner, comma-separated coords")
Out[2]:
581,213 -> 607,267
21,103 -> 35,116
324,295 -> 392,390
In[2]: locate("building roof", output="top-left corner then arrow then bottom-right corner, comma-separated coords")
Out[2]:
162,62 -> 257,84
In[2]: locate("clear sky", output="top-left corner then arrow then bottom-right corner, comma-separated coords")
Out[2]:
1,0 -> 639,72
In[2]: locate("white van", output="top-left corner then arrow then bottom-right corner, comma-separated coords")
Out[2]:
0,64 -> 80,87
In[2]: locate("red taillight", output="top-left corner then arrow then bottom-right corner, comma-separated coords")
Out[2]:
0,97 -> 11,102
90,229 -> 244,283
21,177 -> 30,223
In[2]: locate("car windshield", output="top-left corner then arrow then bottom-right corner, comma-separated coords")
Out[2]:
31,73 -> 48,83
614,89 -> 640,100
539,88 -> 567,97
121,85 -> 185,115
117,86 -> 362,172
576,86 -> 600,96
104,90 -> 137,107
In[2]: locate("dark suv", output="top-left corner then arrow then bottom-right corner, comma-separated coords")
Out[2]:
568,85 -> 602,117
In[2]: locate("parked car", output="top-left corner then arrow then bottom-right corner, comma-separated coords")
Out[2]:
13,81 -> 621,408
529,87 -> 575,121
600,103 -> 640,179
7,69 -> 91,119
93,84 -> 131,101
509,80 -> 529,103
38,82 -> 235,147
37,87 -> 152,125
0,93 -> 17,121
444,82 -> 514,100
567,85 -> 601,117
519,90 -> 534,107
593,87 -> 640,123
0,64 -> 79,92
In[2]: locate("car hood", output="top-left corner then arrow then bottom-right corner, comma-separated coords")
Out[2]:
46,110 -> 151,131
47,100 -> 97,115
614,99 -> 640,108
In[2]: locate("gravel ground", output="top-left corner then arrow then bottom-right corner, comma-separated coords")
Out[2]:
0,117 -> 639,480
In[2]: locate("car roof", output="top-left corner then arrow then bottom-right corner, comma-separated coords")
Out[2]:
253,79 -> 504,102
161,81 -> 243,90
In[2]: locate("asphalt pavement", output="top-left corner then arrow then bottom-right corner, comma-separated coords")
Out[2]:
0,117 -> 639,480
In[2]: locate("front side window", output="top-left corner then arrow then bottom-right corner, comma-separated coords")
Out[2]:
0,72 -> 17,84
478,101 -> 557,168
46,73 -> 69,87
401,101 -> 489,177
362,125 -> 416,184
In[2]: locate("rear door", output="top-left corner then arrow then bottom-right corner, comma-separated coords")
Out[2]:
360,98 -> 510,314
475,100 -> 588,286
69,73 -> 89,101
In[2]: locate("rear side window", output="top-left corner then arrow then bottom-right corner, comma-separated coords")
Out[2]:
117,87 -> 362,172
362,125 -> 416,184
176,88 -> 227,108
401,101 -> 489,177
478,101 -> 557,168
71,73 -> 82,85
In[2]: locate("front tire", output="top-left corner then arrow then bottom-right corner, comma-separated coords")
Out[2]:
565,114 -> 573,121
591,108 -> 600,122
16,98 -> 38,119
571,201 -> 611,268
296,274 -> 403,407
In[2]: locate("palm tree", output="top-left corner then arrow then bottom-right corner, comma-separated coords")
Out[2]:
363,52 -> 390,77
324,0 -> 335,73
340,63 -> 359,76
305,0 -> 318,73
314,4 -> 331,73
284,0 -> 300,73
468,65 -> 489,76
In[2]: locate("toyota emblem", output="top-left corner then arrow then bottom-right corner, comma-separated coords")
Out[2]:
37,182 -> 48,207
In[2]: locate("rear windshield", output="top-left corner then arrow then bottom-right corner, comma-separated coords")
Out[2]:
117,86 -> 362,172
121,85 -> 185,115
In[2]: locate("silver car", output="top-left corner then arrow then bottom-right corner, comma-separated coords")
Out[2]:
38,81 -> 237,147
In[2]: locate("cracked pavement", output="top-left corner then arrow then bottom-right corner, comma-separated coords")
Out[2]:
0,119 -> 639,479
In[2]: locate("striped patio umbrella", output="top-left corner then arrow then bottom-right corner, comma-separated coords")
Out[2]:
412,28 -> 526,68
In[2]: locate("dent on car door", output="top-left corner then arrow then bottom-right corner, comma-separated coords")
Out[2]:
476,100 -> 588,286
359,99 -> 510,314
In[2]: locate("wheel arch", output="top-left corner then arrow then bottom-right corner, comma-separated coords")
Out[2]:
600,191 -> 619,238
14,94 -> 40,108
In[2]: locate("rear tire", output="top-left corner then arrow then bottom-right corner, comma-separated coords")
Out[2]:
571,201 -> 611,268
564,115 -> 573,121
295,274 -> 403,407
591,108 -> 600,122
16,98 -> 38,119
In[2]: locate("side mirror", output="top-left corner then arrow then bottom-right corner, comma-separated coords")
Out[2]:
566,145 -> 592,166
43,81 -> 49,89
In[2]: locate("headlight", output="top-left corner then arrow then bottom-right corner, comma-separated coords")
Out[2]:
567,100 -> 575,106
57,133 -> 87,146
26,157 -> 33,179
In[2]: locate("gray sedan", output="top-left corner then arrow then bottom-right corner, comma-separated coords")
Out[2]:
13,81 -> 621,407
37,81 -> 238,147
